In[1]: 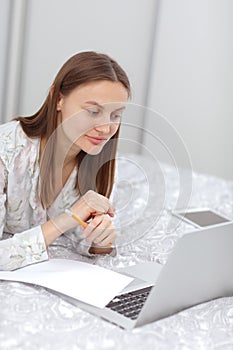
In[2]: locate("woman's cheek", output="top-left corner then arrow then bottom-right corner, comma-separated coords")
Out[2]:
61,113 -> 96,143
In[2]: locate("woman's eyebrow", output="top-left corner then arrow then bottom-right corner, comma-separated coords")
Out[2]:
113,106 -> 126,112
84,101 -> 126,112
84,101 -> 104,109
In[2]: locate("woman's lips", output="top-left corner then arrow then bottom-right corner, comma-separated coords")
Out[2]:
85,135 -> 107,145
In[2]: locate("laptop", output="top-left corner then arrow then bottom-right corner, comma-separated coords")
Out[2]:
61,222 -> 233,329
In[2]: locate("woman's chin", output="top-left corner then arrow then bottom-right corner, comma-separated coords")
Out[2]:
83,144 -> 105,155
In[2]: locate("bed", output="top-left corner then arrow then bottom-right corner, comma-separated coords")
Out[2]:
1,154 -> 233,350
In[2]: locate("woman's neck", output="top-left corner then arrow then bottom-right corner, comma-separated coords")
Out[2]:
39,131 -> 81,188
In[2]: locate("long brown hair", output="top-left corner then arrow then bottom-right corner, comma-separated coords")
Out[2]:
16,51 -> 131,208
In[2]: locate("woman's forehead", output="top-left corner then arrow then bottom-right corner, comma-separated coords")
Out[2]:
68,80 -> 129,104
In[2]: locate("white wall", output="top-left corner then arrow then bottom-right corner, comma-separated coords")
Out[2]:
143,0 -> 233,180
0,0 -> 11,120
1,0 -> 233,180
4,0 -> 158,154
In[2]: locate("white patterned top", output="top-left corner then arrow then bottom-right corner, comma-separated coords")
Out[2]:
0,121 -> 93,270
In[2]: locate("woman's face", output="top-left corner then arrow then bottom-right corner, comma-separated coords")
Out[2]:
57,80 -> 128,155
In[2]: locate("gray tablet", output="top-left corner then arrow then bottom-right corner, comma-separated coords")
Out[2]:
172,208 -> 231,228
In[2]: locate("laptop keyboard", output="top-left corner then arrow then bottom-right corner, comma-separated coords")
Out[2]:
106,286 -> 153,320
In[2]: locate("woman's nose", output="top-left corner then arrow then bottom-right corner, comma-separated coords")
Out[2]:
94,122 -> 111,134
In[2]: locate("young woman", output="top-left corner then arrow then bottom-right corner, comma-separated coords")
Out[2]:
0,51 -> 131,270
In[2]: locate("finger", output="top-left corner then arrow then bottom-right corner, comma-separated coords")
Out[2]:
82,215 -> 104,240
82,190 -> 110,213
92,205 -> 114,216
86,217 -> 111,243
93,223 -> 115,244
97,231 -> 117,247
106,206 -> 115,217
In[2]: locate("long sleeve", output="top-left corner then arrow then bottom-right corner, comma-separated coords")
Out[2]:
0,157 -> 48,271
0,120 -> 118,270
0,157 -> 6,240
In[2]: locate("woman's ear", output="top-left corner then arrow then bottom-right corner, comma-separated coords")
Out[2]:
56,94 -> 63,111
50,86 -> 63,111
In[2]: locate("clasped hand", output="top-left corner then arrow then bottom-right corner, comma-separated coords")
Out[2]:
71,190 -> 117,247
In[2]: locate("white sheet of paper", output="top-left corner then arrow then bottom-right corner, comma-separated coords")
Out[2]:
0,259 -> 133,308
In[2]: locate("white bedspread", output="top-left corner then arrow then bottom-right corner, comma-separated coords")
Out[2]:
1,154 -> 233,350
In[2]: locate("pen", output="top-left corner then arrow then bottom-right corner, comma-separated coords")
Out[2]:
65,208 -> 88,228
65,208 -> 112,248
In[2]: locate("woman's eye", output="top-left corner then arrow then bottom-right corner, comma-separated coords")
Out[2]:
87,109 -> 100,116
111,113 -> 122,121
